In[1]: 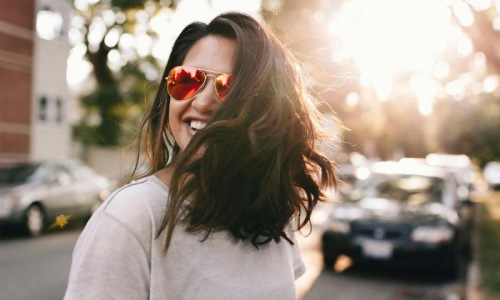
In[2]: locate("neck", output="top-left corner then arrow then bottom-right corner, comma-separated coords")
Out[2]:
155,163 -> 175,188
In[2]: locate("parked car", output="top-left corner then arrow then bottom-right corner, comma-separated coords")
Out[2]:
425,153 -> 476,201
0,159 -> 111,236
321,161 -> 471,276
483,161 -> 500,190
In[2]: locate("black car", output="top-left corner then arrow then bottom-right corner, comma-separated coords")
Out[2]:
322,161 -> 471,276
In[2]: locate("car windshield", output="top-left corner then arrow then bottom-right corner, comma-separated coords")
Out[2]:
0,163 -> 41,184
347,174 -> 445,205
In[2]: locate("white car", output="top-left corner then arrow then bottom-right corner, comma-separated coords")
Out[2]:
0,159 -> 111,236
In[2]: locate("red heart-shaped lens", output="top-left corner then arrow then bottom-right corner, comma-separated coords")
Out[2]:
167,66 -> 206,100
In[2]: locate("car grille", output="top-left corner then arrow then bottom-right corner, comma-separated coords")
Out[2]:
353,222 -> 411,240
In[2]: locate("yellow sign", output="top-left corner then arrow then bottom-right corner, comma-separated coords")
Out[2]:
49,215 -> 71,229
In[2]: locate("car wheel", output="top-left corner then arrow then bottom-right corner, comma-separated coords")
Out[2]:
24,205 -> 45,237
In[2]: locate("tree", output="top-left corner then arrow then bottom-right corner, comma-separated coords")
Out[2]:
262,0 -> 500,165
71,0 -> 179,146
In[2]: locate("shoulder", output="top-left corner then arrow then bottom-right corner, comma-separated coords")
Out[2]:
97,175 -> 168,238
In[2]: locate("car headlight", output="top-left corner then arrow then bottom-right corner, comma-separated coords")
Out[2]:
0,196 -> 18,217
411,226 -> 454,243
325,219 -> 351,234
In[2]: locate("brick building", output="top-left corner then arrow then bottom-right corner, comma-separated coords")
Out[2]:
0,0 -> 71,163
0,0 -> 35,162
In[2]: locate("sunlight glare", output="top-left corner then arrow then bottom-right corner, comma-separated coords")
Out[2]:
446,80 -> 466,101
457,35 -> 474,56
452,1 -> 475,27
329,0 -> 454,109
434,61 -> 450,79
68,0 -> 263,85
102,9 -> 116,27
136,34 -> 153,57
68,27 -> 83,45
104,27 -> 121,48
346,92 -> 360,107
36,9 -> 63,40
467,0 -> 493,11
361,72 -> 392,101
107,49 -> 123,69
88,17 -> 106,52
494,16 -> 500,30
149,0 -> 262,63
410,75 -> 437,115
118,33 -> 134,50
74,0 -> 88,11
212,0 -> 262,15
67,45 -> 93,86
473,52 -> 487,74
483,75 -> 500,93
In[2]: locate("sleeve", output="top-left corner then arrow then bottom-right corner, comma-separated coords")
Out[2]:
285,221 -> 306,280
64,212 -> 150,300
291,231 -> 306,280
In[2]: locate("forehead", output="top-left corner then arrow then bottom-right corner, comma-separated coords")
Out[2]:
183,35 -> 236,74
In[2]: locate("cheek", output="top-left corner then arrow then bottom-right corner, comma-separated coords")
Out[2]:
168,101 -> 187,138
168,104 -> 179,131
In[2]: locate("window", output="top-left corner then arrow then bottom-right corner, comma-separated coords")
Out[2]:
56,97 -> 63,123
39,96 -> 48,121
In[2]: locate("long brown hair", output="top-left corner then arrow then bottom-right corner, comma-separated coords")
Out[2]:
131,12 -> 336,251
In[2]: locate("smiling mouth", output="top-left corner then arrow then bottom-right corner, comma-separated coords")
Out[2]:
189,120 -> 207,132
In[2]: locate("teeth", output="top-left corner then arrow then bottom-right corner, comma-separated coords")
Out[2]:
190,120 -> 206,130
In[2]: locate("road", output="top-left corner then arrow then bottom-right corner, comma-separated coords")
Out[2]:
0,224 -> 466,300
0,227 -> 81,300
296,227 -> 467,300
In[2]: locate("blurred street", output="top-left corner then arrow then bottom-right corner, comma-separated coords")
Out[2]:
1,0 -> 499,299
0,220 -> 467,300
296,228 -> 467,300
0,228 -> 80,300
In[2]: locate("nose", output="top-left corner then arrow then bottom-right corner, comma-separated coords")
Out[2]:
191,75 -> 220,113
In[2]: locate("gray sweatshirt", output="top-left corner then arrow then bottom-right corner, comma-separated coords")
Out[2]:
64,175 -> 305,300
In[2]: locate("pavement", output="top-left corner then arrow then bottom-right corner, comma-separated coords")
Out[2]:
465,191 -> 488,300
295,229 -> 323,299
466,209 -> 481,300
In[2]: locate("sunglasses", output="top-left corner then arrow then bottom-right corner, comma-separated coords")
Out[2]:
166,66 -> 233,101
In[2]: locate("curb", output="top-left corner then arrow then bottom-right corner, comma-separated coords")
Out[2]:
466,199 -> 482,300
466,260 -> 481,300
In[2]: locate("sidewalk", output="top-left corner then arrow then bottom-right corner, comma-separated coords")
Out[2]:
466,190 -> 500,300
295,228 -> 323,299
466,196 -> 481,300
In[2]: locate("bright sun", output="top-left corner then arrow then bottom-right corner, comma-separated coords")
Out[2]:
329,0 -> 461,115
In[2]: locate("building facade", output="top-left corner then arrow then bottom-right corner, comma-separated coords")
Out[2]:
0,0 -> 35,162
0,0 -> 71,163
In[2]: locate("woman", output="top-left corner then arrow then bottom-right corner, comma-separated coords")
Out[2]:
65,12 -> 336,300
